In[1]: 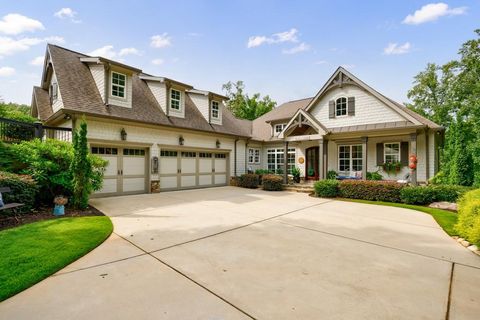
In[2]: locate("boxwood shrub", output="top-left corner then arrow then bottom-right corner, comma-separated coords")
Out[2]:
338,180 -> 404,202
0,171 -> 37,213
238,174 -> 260,189
262,174 -> 284,191
314,180 -> 339,198
401,185 -> 471,205
455,189 -> 480,246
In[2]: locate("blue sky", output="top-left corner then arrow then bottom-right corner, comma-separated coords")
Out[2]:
0,1 -> 478,106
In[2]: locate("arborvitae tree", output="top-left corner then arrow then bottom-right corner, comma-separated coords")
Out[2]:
71,119 -> 92,209
450,123 -> 474,186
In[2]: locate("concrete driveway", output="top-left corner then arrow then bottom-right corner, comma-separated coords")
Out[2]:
1,187 -> 479,319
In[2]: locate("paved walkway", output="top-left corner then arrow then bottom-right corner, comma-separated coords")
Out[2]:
1,187 -> 479,319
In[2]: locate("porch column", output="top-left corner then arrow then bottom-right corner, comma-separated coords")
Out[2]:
283,141 -> 289,184
410,133 -> 417,185
323,140 -> 328,179
318,139 -> 324,180
361,136 -> 368,180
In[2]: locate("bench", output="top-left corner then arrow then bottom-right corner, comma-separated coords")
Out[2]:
0,187 -> 25,212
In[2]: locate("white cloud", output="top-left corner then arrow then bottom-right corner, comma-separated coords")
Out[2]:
89,45 -> 117,59
282,42 -> 310,55
119,47 -> 141,56
150,33 -> 172,48
0,36 -> 63,56
0,13 -> 44,35
151,58 -> 164,65
0,66 -> 15,77
247,28 -> 299,48
383,42 -> 411,55
30,56 -> 44,66
54,8 -> 81,23
403,3 -> 467,25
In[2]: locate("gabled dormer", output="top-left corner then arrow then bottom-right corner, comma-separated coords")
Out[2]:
187,89 -> 227,125
81,57 -> 140,108
40,49 -> 64,113
140,75 -> 193,118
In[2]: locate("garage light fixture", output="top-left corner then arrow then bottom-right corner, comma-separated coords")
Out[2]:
179,135 -> 184,145
120,128 -> 127,141
216,139 -> 221,148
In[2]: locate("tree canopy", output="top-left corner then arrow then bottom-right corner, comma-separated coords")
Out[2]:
406,29 -> 480,186
0,100 -> 36,123
222,81 -> 276,120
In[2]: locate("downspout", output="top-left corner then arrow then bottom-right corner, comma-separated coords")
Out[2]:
104,63 -> 110,105
165,80 -> 170,117
234,138 -> 239,176
245,139 -> 250,174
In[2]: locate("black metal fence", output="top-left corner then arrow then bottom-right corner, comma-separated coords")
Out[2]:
0,117 -> 72,143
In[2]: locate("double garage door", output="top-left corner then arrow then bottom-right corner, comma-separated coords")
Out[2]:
159,150 -> 228,191
92,146 -> 148,196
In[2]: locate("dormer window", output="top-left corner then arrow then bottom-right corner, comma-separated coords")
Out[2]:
49,82 -> 58,103
274,123 -> 286,135
111,71 -> 126,98
170,88 -> 181,110
211,101 -> 219,119
335,97 -> 347,116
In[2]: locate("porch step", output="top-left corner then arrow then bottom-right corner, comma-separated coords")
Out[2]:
283,184 -> 315,193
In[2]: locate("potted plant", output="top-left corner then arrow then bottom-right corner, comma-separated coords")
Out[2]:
382,161 -> 402,175
53,195 -> 68,216
291,167 -> 301,183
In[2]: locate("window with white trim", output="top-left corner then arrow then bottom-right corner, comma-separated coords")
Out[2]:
338,145 -> 363,174
248,148 -> 260,164
274,123 -> 286,135
170,88 -> 181,111
211,101 -> 219,119
49,82 -> 58,102
384,142 -> 400,163
111,72 -> 126,98
335,97 -> 347,116
267,148 -> 295,173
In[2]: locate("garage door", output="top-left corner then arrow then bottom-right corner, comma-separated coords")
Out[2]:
91,146 -> 148,196
159,150 -> 228,191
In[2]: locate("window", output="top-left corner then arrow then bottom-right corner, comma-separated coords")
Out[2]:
274,124 -> 286,135
215,153 -> 227,159
181,151 -> 197,158
123,148 -> 145,156
160,150 -> 178,157
384,143 -> 400,163
111,72 -> 126,98
199,152 -> 212,158
338,145 -> 363,174
267,148 -> 295,173
248,148 -> 260,164
91,147 -> 118,155
50,82 -> 58,101
211,101 -> 219,119
170,89 -> 181,110
335,97 -> 347,116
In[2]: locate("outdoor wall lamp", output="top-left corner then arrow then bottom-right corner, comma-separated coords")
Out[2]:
179,135 -> 184,145
120,128 -> 127,141
216,139 -> 221,148
63,113 -> 72,120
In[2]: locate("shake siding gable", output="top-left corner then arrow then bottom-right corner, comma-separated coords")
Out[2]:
147,81 -> 168,114
88,64 -> 105,103
51,73 -> 64,113
309,85 -> 406,128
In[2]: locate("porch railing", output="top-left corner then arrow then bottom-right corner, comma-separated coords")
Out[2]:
0,117 -> 72,143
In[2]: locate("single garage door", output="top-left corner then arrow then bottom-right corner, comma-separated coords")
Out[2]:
91,146 -> 148,196
159,150 -> 228,191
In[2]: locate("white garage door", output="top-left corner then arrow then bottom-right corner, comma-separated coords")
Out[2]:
159,149 -> 228,191
92,146 -> 147,196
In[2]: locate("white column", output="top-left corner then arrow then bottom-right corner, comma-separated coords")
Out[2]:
410,133 -> 417,185
361,137 -> 368,180
318,139 -> 324,180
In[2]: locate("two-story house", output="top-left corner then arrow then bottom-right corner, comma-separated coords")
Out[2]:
31,44 -> 442,197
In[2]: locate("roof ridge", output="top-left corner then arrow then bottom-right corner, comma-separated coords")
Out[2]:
280,96 -> 314,105
48,43 -> 90,58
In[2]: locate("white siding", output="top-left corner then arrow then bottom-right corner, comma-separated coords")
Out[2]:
188,92 -> 209,121
309,85 -> 405,128
88,64 -> 105,103
428,131 -> 436,179
236,140 -> 247,176
365,136 -> 410,181
51,73 -> 64,113
147,81 -> 167,114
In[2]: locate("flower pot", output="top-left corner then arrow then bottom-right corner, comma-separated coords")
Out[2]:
53,205 -> 65,216
293,175 -> 301,183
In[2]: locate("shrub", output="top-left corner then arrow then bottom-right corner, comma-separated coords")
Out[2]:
314,180 -> 339,198
400,185 -> 470,205
429,171 -> 448,185
71,120 -> 92,209
262,174 -> 284,191
326,170 -> 337,180
366,171 -> 383,181
455,189 -> 480,246
338,180 -> 404,202
238,174 -> 260,189
254,169 -> 271,175
0,171 -> 37,212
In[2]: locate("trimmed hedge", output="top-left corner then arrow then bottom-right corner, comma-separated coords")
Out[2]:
338,180 -> 404,202
455,189 -> 480,246
262,174 -> 283,191
238,174 -> 260,189
400,185 -> 470,205
314,180 -> 339,198
0,171 -> 37,213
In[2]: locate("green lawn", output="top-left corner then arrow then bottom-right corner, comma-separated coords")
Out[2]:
0,216 -> 113,301
337,199 -> 458,236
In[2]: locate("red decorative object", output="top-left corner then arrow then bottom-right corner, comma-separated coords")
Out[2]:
409,154 -> 417,170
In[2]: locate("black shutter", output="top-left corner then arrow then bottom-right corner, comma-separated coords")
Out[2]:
348,97 -> 355,116
329,100 -> 335,118
376,143 -> 384,165
401,142 -> 409,166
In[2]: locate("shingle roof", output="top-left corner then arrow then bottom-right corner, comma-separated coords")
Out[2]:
32,86 -> 52,121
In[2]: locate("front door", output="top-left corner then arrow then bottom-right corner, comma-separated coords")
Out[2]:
305,147 -> 319,180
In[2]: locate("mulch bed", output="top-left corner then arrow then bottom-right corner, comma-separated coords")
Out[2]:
0,205 -> 105,231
